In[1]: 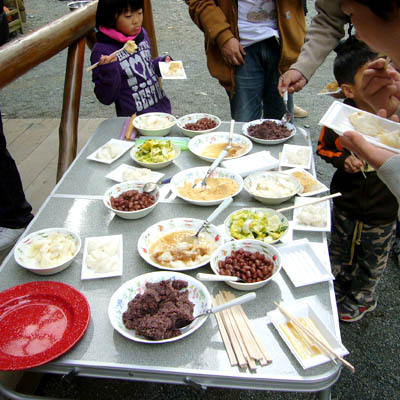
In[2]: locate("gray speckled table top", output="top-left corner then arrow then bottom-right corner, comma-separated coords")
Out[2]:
0,119 -> 341,393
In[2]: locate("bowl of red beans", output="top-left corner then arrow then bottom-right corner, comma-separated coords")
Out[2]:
177,113 -> 222,137
210,239 -> 282,290
103,181 -> 160,220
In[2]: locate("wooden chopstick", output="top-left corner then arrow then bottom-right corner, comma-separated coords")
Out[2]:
274,302 -> 355,373
277,192 -> 341,213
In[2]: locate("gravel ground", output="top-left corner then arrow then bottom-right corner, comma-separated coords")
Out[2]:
1,1 -> 400,399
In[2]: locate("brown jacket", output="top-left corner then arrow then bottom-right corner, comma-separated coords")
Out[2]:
189,0 -> 306,95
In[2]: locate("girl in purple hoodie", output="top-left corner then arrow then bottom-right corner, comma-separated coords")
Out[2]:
91,0 -> 172,117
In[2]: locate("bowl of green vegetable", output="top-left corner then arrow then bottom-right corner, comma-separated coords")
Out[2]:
224,208 -> 289,244
130,139 -> 181,170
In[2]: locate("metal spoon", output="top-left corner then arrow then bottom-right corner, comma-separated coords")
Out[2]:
173,292 -> 256,329
143,177 -> 171,193
281,91 -> 292,125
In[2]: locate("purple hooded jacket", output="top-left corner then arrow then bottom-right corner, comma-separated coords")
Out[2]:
90,29 -> 172,117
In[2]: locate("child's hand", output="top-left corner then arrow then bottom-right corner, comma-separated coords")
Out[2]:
98,54 -> 117,65
344,155 -> 363,174
165,56 -> 172,63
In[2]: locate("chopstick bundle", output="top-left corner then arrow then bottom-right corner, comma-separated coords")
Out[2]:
274,302 -> 355,373
212,291 -> 272,371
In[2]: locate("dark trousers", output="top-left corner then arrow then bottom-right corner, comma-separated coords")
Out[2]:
0,11 -> 9,46
0,110 -> 34,228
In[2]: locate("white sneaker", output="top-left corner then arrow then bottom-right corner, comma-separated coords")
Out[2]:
0,227 -> 26,251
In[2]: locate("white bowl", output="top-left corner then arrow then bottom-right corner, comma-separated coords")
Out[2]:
138,218 -> 223,271
210,239 -> 282,291
130,142 -> 181,170
103,181 -> 160,219
177,113 -> 222,137
108,271 -> 212,343
224,207 -> 289,244
170,167 -> 243,206
133,112 -> 177,136
244,171 -> 303,205
242,119 -> 296,145
188,132 -> 253,162
14,228 -> 81,275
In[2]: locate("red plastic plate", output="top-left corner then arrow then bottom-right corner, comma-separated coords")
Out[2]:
0,281 -> 90,370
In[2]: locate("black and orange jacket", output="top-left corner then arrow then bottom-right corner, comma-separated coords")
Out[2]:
317,99 -> 397,225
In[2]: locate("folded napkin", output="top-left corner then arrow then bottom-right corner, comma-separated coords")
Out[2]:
221,151 -> 279,177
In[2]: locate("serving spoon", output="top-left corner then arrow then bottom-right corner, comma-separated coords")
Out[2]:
281,91 -> 292,125
174,292 -> 256,329
143,177 -> 172,193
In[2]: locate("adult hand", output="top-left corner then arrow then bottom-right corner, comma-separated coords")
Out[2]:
361,59 -> 400,116
340,130 -> 396,170
344,155 -> 363,174
278,69 -> 307,95
221,38 -> 246,66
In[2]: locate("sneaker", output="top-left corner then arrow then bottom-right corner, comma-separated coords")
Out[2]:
0,227 -> 26,251
294,104 -> 308,118
337,301 -> 377,323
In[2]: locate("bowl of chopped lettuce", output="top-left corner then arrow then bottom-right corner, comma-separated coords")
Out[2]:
133,112 -> 177,137
224,208 -> 289,244
130,139 -> 181,170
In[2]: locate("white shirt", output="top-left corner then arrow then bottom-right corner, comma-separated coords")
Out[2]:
238,0 -> 279,48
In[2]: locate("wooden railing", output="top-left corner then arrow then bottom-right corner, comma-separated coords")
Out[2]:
0,0 -> 158,181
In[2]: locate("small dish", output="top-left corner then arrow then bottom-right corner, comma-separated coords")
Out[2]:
188,132 -> 252,162
108,271 -> 212,344
221,151 -> 280,177
268,301 -> 349,369
86,139 -> 134,164
319,101 -> 400,154
210,239 -> 282,291
130,142 -> 181,170
244,171 -> 303,205
159,61 -> 187,79
280,144 -> 312,169
103,181 -> 160,220
177,113 -> 222,137
242,119 -> 296,145
169,167 -> 243,206
14,228 -> 81,275
105,163 -> 165,184
138,218 -> 222,271
292,196 -> 331,232
133,112 -> 177,137
283,168 -> 329,197
277,238 -> 334,287
81,235 -> 123,280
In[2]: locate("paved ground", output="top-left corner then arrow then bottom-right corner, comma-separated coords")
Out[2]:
1,1 -> 399,399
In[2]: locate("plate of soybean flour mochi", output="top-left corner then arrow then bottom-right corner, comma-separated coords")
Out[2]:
283,168 -> 329,197
319,100 -> 400,153
277,238 -> 334,287
280,144 -> 312,169
267,300 -> 348,369
87,139 -> 134,164
159,61 -> 187,79
292,196 -> 331,232
105,164 -> 164,183
81,235 -> 123,280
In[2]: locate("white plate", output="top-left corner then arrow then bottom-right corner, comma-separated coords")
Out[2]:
280,144 -> 312,170
159,61 -> 187,79
188,132 -> 253,162
242,119 -> 296,145
283,168 -> 329,197
81,235 -> 123,280
87,139 -> 134,164
138,218 -> 222,271
221,151 -> 279,177
319,101 -> 400,154
292,196 -> 331,232
277,239 -> 334,287
108,271 -> 212,344
268,301 -> 349,369
105,164 -> 164,184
